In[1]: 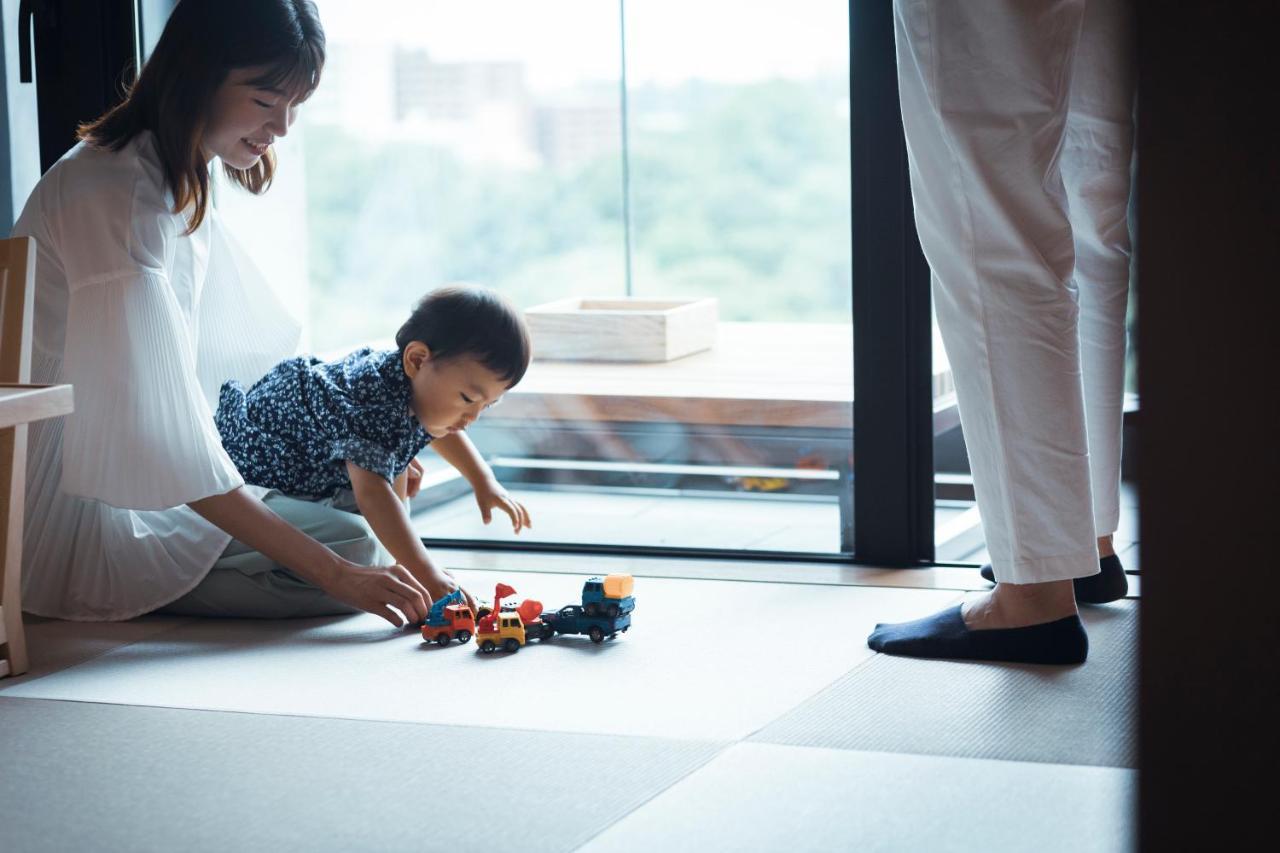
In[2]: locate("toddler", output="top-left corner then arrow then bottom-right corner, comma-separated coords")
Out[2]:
215,284 -> 533,613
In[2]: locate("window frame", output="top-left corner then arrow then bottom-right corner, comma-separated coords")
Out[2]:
418,0 -> 936,568
122,0 -> 937,569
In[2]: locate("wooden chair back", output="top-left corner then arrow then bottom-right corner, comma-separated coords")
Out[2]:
0,237 -> 35,383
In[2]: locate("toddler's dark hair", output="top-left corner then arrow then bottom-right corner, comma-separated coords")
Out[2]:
395,285 -> 531,386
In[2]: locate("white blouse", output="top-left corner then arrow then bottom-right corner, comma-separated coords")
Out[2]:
12,131 -> 300,620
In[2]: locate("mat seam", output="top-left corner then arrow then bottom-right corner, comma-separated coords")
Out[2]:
0,694 -> 740,747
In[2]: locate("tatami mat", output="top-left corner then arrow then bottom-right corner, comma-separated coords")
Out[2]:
752,600 -> 1137,767
579,742 -> 1135,853
2,572 -> 1140,849
0,614 -> 195,689
0,696 -> 723,853
1,571 -> 961,741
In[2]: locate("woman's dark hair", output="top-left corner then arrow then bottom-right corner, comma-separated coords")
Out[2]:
78,0 -> 325,234
396,285 -> 532,387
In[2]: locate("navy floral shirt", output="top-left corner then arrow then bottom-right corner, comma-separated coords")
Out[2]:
215,347 -> 431,499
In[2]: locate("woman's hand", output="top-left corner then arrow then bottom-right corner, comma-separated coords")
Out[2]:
473,477 -> 532,534
411,563 -> 478,617
321,561 -> 434,628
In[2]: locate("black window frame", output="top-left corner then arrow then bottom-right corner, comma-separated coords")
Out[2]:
424,0 -> 937,569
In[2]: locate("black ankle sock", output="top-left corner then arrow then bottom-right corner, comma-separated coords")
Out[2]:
866,605 -> 1088,665
979,554 -> 1128,604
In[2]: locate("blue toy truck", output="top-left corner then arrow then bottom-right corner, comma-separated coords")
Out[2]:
544,574 -> 636,643
543,605 -> 631,643
580,574 -> 635,618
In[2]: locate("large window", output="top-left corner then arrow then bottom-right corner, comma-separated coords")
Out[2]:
13,0 -> 945,568
299,1 -> 852,342
218,0 -> 877,557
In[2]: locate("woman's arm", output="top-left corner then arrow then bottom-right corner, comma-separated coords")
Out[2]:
188,487 -> 432,626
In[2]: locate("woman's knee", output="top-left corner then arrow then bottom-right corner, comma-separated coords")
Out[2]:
317,512 -> 380,566
259,493 -> 381,566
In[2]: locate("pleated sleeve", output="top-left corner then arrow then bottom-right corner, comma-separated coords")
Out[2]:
56,173 -> 245,510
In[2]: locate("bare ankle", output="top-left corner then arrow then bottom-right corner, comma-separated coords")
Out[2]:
986,580 -> 1077,624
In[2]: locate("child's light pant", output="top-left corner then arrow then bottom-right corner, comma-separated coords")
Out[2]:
894,0 -> 1134,583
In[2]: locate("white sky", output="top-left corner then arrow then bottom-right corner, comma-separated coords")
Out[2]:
312,0 -> 849,91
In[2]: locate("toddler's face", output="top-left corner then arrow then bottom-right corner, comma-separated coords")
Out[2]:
403,345 -> 510,439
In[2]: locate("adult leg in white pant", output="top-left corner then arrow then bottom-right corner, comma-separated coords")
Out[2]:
977,0 -> 1135,600
1067,0 -> 1134,556
869,0 -> 1131,664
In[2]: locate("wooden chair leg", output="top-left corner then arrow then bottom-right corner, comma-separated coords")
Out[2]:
1,424 -> 29,678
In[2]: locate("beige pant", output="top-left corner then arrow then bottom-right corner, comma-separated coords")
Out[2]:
895,0 -> 1134,582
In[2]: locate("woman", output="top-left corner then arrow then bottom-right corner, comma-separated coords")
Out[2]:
12,0 -> 436,626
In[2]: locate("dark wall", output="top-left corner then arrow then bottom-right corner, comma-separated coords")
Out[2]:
1,1 -> 13,229
21,0 -> 140,173
1137,1 -> 1279,849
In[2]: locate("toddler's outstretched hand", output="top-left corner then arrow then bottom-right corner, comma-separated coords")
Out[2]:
473,477 -> 532,534
405,457 -> 425,499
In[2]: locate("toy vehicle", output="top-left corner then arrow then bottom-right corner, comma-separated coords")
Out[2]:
419,589 -> 476,646
739,476 -> 790,492
581,574 -> 635,618
541,574 -> 637,643
543,604 -> 631,644
475,583 -> 553,653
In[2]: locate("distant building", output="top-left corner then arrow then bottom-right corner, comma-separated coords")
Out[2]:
304,42 -> 398,133
394,48 -> 527,122
535,100 -> 622,171
390,48 -> 539,168
307,44 -> 624,172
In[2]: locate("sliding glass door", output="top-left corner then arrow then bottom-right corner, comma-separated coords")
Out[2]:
27,0 -> 938,566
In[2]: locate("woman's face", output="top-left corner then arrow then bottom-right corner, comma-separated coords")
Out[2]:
204,66 -> 300,168
403,344 -> 510,439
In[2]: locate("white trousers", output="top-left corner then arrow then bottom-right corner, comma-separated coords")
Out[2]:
894,0 -> 1134,583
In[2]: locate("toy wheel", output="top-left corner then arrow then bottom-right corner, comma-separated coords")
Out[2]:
588,626 -> 605,644
606,604 -> 619,618
455,630 -> 472,644
542,624 -> 555,640
435,633 -> 450,647
503,638 -> 520,653
481,639 -> 496,653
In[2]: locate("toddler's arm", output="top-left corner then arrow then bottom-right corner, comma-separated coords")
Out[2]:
428,431 -> 492,487
346,461 -> 474,614
431,432 -> 533,533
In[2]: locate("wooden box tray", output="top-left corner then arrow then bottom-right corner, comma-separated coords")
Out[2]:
524,297 -> 718,362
